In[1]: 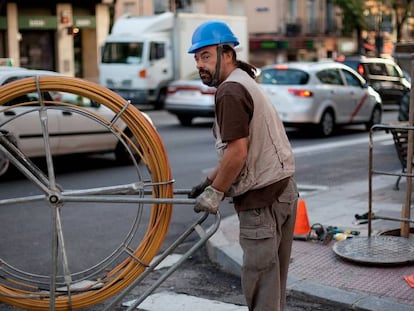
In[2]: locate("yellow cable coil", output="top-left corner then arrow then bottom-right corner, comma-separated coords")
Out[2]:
0,76 -> 174,310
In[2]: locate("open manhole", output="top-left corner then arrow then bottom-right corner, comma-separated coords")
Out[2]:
333,236 -> 414,266
379,227 -> 414,237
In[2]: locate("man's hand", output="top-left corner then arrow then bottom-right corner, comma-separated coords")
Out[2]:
194,186 -> 224,214
188,178 -> 212,198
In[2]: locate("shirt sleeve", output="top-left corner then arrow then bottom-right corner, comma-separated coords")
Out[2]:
215,82 -> 253,143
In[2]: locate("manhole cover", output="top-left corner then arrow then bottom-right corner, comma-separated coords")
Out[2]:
333,236 -> 414,266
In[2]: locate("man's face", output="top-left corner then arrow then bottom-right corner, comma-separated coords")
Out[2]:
194,45 -> 217,87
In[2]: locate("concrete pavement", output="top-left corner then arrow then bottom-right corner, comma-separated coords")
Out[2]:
207,174 -> 414,311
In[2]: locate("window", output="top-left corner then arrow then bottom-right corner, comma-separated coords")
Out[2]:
366,63 -> 387,76
261,68 -> 309,85
385,64 -> 401,78
342,70 -> 363,87
102,42 -> 143,64
149,42 -> 165,61
317,69 -> 343,85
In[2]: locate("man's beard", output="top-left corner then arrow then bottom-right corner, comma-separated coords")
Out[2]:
199,69 -> 214,87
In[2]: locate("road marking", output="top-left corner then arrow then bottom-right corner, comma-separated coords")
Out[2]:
123,291 -> 247,310
293,133 -> 391,155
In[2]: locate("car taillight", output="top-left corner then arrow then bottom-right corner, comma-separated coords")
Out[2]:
200,88 -> 216,95
167,86 -> 177,94
288,88 -> 313,97
274,64 -> 289,70
357,64 -> 364,76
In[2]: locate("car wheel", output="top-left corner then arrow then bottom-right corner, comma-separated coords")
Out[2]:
318,110 -> 335,137
115,130 -> 142,165
398,91 -> 410,122
177,115 -> 193,126
365,105 -> 382,131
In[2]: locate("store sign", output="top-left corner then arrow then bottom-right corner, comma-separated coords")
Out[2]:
19,16 -> 57,29
74,16 -> 96,28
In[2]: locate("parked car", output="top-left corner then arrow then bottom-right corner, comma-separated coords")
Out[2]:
0,69 -> 151,177
165,72 -> 216,126
259,61 -> 383,136
398,90 -> 411,122
336,55 -> 410,106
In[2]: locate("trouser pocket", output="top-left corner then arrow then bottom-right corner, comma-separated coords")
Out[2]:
239,208 -> 276,272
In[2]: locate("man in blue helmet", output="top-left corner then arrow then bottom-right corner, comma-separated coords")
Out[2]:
187,20 -> 298,311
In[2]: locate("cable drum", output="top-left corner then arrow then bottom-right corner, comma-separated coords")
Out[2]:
0,76 -> 173,310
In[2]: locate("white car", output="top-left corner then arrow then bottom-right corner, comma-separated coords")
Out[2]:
259,61 -> 383,136
0,69 -> 149,177
165,72 -> 216,126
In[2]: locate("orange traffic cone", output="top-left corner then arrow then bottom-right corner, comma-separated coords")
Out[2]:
404,272 -> 414,287
293,198 -> 311,240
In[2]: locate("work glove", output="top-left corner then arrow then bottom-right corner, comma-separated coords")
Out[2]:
194,186 -> 224,214
188,178 -> 212,198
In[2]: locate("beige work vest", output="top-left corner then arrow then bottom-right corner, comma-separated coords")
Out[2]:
214,68 -> 295,197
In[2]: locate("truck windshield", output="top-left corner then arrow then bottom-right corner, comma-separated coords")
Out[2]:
102,42 -> 143,64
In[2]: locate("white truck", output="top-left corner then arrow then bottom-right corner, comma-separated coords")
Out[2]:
99,12 -> 248,109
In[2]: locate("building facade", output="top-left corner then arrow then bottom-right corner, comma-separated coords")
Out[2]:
117,0 -> 347,67
0,1 -> 111,81
1,0 -> 412,81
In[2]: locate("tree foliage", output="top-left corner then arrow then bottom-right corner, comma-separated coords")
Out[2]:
333,0 -> 367,53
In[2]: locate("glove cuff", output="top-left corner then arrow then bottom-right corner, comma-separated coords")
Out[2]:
205,185 -> 224,201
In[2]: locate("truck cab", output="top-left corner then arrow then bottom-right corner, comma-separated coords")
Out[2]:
99,14 -> 174,109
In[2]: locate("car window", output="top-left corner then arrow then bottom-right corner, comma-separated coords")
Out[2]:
50,92 -> 96,107
3,91 -> 52,106
342,69 -> 363,87
261,68 -> 309,85
366,63 -> 387,76
316,69 -> 344,85
385,64 -> 401,78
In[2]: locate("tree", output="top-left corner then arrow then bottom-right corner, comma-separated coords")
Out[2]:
333,0 -> 367,54
390,0 -> 413,42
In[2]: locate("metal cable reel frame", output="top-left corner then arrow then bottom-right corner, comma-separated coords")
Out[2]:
0,76 -> 175,310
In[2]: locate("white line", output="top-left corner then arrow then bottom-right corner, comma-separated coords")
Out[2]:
123,291 -> 248,311
293,133 -> 391,155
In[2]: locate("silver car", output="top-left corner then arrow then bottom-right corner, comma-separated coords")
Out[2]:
259,61 -> 383,136
165,72 -> 216,126
0,69 -> 152,177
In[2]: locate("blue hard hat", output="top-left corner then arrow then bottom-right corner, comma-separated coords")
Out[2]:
188,20 -> 239,53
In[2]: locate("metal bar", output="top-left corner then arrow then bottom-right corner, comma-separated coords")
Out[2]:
369,123 -> 414,237
371,170 -> 414,178
402,54 -> 414,237
62,195 -> 195,205
102,212 -> 220,311
368,127 -> 374,237
0,136 -> 51,194
373,214 -> 414,224
0,188 -> 192,206
109,100 -> 130,128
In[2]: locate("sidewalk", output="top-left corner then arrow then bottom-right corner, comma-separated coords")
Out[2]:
207,174 -> 414,311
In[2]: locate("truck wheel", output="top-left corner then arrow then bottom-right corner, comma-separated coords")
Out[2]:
153,89 -> 167,110
177,115 -> 193,126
